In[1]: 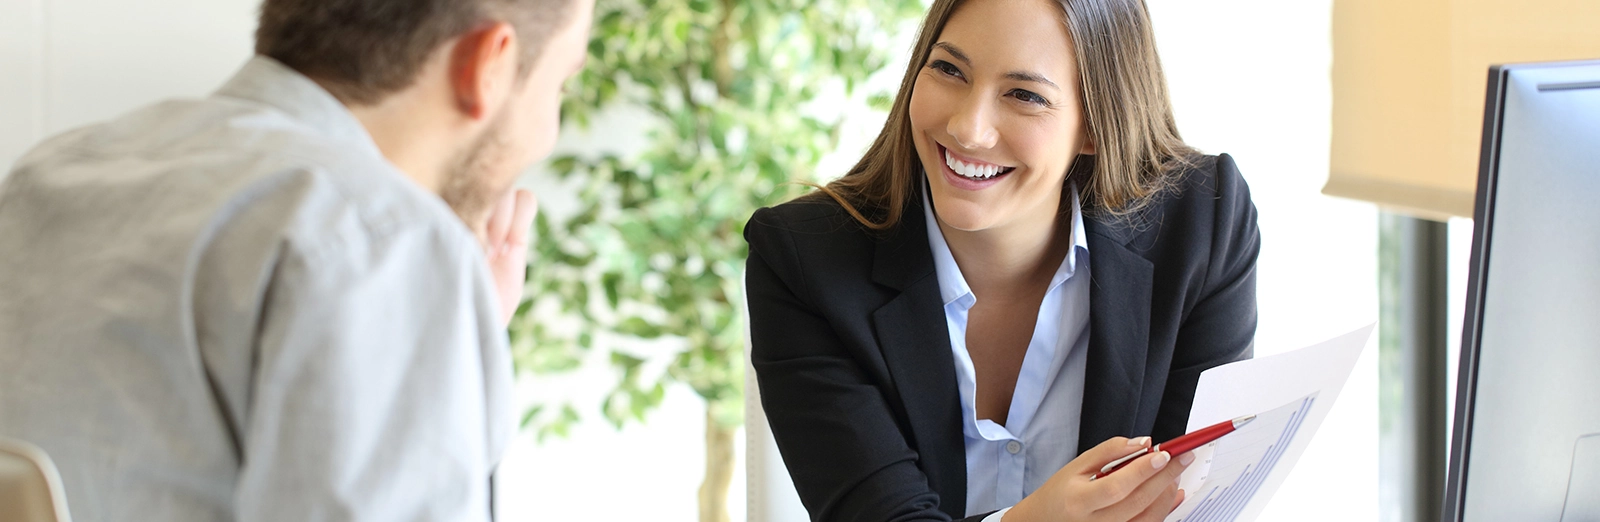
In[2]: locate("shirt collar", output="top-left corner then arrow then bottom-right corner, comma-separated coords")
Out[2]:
213,56 -> 385,160
1057,185 -> 1090,286
922,182 -> 1090,308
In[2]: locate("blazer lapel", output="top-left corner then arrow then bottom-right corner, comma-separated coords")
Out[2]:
869,199 -> 966,517
1078,216 -> 1156,455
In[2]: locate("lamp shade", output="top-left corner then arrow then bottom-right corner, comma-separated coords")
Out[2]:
1327,0 -> 1600,221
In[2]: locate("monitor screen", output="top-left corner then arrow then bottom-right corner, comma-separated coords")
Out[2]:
1445,60 -> 1600,522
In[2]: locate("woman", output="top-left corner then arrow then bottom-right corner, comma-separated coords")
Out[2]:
743,0 -> 1259,520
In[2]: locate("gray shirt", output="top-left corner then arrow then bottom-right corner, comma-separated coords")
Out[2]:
0,57 -> 513,522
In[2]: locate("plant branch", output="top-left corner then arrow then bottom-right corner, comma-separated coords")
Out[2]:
712,0 -> 736,98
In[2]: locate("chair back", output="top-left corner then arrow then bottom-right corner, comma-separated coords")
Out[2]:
0,439 -> 72,522
741,279 -> 808,522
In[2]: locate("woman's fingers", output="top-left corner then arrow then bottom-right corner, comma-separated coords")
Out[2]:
1127,482 -> 1180,522
1095,451 -> 1190,520
1010,436 -> 1191,522
1080,449 -> 1172,512
1066,436 -> 1149,476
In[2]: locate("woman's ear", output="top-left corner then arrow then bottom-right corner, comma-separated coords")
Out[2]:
1080,135 -> 1097,155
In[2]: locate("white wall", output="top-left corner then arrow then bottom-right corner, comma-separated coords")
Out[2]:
0,0 -> 45,171
0,0 -> 258,171
1149,1 -> 1380,520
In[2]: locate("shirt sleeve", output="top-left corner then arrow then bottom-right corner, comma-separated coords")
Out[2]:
1154,154 -> 1260,439
234,224 -> 512,522
982,507 -> 1012,522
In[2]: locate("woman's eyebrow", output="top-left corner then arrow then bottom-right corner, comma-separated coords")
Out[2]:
933,42 -> 971,65
933,42 -> 1060,91
1005,71 -> 1060,91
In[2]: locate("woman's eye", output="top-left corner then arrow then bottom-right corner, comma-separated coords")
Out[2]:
928,60 -> 964,80
1009,89 -> 1048,106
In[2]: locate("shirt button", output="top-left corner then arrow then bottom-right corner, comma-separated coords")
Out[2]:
1006,441 -> 1022,454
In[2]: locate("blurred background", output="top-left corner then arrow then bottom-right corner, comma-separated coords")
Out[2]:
7,0 -> 1537,520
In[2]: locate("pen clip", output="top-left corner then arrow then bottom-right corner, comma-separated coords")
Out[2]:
1097,446 -> 1151,475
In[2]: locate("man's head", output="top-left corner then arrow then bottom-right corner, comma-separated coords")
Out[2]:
255,0 -> 594,228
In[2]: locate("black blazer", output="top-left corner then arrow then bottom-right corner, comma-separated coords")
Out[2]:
744,154 -> 1259,522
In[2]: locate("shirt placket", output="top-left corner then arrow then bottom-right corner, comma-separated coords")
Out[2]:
999,437 -> 1026,506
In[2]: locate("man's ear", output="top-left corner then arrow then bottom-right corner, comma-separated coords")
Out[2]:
449,22 -> 519,121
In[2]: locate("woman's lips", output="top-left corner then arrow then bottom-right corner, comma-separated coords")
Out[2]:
938,144 -> 1014,190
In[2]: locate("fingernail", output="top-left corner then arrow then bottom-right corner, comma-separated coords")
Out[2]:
1179,452 -> 1196,466
1128,436 -> 1151,447
1152,451 -> 1171,470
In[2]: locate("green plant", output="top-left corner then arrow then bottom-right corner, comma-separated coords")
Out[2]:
509,0 -> 922,520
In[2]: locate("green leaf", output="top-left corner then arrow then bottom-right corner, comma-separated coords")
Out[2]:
616,316 -> 664,339
520,405 -> 542,429
602,272 -> 623,308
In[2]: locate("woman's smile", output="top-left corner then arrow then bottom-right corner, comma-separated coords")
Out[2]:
940,143 -> 1018,189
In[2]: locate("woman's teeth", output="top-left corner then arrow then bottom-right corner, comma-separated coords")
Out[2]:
945,149 -> 1011,180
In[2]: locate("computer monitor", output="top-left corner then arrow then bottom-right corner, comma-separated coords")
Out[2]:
1444,60 -> 1600,522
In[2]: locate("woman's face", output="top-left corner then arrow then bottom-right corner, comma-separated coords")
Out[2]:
910,0 -> 1093,234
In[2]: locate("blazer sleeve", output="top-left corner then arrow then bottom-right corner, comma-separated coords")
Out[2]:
1153,154 -> 1261,439
745,208 -> 988,522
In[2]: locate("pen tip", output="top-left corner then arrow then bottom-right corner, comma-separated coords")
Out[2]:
1233,415 -> 1256,427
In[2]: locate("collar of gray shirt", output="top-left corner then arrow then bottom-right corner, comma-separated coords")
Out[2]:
215,56 -> 387,162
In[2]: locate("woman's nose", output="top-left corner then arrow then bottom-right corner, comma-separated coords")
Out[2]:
947,92 -> 999,151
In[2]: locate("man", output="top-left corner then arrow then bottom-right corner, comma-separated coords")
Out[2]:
0,0 -> 593,520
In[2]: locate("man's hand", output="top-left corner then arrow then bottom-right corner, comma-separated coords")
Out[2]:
484,188 -> 537,326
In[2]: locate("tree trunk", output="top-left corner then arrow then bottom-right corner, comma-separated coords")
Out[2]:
699,406 -> 737,522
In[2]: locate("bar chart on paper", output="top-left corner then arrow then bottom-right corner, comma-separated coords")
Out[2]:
1167,394 -> 1319,522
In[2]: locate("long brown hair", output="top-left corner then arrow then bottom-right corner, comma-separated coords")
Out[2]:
808,0 -> 1195,230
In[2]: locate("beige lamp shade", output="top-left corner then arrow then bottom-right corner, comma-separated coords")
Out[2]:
1327,0 -> 1600,221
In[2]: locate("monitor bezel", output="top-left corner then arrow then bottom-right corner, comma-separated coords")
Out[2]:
1441,59 -> 1600,522
1439,61 -> 1509,522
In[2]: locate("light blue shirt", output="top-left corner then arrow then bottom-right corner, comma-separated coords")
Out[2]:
922,186 -> 1092,520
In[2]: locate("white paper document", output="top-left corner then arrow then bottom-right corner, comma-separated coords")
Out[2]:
1164,324 -> 1375,522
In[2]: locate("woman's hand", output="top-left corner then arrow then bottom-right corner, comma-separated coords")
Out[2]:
483,188 -> 537,327
1004,436 -> 1193,522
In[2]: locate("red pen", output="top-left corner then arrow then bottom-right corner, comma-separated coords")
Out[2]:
1091,414 -> 1256,480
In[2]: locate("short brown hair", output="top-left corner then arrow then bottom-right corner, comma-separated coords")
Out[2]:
256,0 -> 579,105
811,0 -> 1195,230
